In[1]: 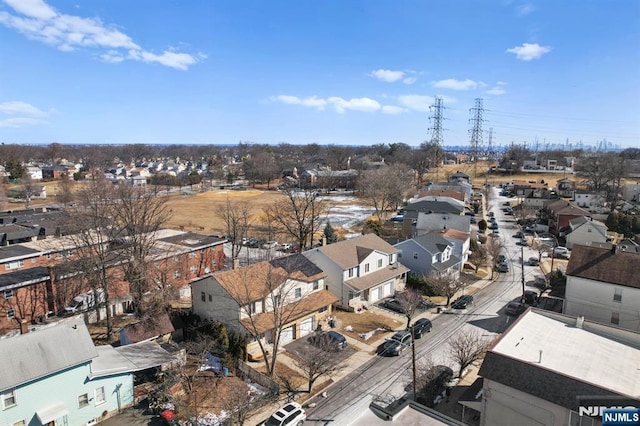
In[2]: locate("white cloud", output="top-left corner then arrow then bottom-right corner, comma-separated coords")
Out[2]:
328,97 -> 381,113
0,101 -> 48,116
381,105 -> 406,115
516,3 -> 535,16
369,69 -> 405,83
0,0 -> 201,70
397,95 -> 432,112
0,117 -> 47,128
402,77 -> 417,85
485,81 -> 507,95
270,95 -> 327,110
432,79 -> 478,91
506,43 -> 551,61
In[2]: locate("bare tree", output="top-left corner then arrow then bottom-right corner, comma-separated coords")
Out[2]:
215,196 -> 252,264
448,330 -> 489,378
0,284 -> 48,333
113,184 -> 171,316
485,237 -> 505,280
395,289 -> 425,329
22,174 -> 39,209
425,272 -> 466,307
265,188 -> 329,252
468,239 -> 487,273
292,343 -> 346,393
222,381 -> 270,425
57,175 -> 76,207
0,184 -> 7,211
358,166 -> 413,222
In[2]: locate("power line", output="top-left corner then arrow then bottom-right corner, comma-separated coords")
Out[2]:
469,98 -> 485,178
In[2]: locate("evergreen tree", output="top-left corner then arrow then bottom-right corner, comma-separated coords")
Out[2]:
323,222 -> 338,244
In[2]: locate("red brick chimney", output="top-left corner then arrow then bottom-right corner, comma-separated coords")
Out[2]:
20,319 -> 29,334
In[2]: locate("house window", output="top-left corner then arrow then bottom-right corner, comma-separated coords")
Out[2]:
2,389 -> 16,409
190,266 -> 197,274
78,393 -> 89,408
348,268 -> 353,278
208,294 -> 212,302
94,386 -> 105,405
613,288 -> 622,303
318,306 -> 328,313
273,294 -> 281,307
201,292 -> 206,302
3,290 -> 13,299
189,252 -> 197,258
364,263 -> 370,273
6,309 -> 15,319
174,271 -> 180,279
46,253 -> 52,259
413,252 -> 418,260
569,410 -> 594,426
611,312 -> 620,325
294,288 -> 302,299
313,281 -> 319,291
377,259 -> 383,268
5,260 -> 24,270
389,254 -> 394,263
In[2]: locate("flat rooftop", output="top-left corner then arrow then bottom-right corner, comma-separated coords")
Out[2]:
492,309 -> 640,399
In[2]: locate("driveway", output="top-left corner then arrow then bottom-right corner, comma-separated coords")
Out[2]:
100,401 -> 165,426
284,333 -> 357,362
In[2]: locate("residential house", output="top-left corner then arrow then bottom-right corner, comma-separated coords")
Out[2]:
564,216 -> 608,249
512,180 -> 548,198
564,243 -> 639,331
422,181 -> 473,202
416,189 -> 466,203
521,190 -> 559,209
119,312 -> 175,346
542,199 -> 591,235
402,199 -> 465,234
25,166 -> 43,181
478,309 -> 639,426
303,233 -> 408,311
449,171 -> 470,183
0,229 -> 226,334
434,228 -> 471,265
191,254 -> 337,358
555,178 -> 576,198
394,232 -> 462,279
299,168 -> 358,190
572,190 -> 606,210
413,212 -> 472,238
622,183 -> 640,202
0,318 -> 135,426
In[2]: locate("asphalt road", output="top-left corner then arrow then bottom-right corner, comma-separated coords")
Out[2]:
303,186 -> 546,425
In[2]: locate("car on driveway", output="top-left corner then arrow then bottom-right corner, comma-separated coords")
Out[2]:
411,318 -> 433,339
495,263 -> 509,273
262,402 -> 306,426
552,247 -> 570,258
528,257 -> 540,266
381,330 -> 412,356
307,331 -> 348,351
505,302 -> 527,317
380,296 -> 435,314
451,295 -> 474,309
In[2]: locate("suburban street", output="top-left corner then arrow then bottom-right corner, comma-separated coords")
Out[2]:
303,186 -> 547,425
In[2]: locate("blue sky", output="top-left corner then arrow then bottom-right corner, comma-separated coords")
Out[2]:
0,0 -> 639,148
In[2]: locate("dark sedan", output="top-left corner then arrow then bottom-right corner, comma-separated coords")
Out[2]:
411,318 -> 433,339
451,295 -> 474,309
380,297 -> 435,314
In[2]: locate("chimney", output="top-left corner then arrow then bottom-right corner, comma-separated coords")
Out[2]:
538,350 -> 543,363
20,319 -> 29,334
576,316 -> 584,329
232,258 -> 240,270
611,244 -> 617,255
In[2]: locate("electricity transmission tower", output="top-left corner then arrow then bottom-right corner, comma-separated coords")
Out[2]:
428,96 -> 446,182
469,98 -> 485,178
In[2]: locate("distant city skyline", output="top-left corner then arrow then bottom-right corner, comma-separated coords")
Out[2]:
0,0 -> 639,148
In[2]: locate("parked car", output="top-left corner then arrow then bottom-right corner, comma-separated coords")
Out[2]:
497,254 -> 507,264
495,263 -> 509,273
533,275 -> 548,290
552,247 -> 570,258
502,201 -> 511,206
519,237 -> 529,246
416,365 -> 454,408
528,257 -> 540,266
489,222 -> 499,230
382,330 -> 412,356
279,243 -> 292,251
451,295 -> 474,309
380,296 -> 435,314
261,241 -> 279,249
262,402 -> 306,426
505,302 -> 527,317
524,290 -> 539,306
411,318 -> 433,339
307,331 -> 348,351
514,231 -> 524,238
470,217 -> 477,224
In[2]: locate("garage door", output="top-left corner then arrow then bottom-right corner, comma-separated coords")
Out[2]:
299,317 -> 314,337
370,287 -> 381,302
383,282 -> 393,296
280,326 -> 294,344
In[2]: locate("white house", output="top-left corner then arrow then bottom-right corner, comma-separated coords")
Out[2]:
414,212 -> 473,237
479,309 -> 640,426
394,232 -> 462,279
622,183 -> 640,202
434,228 -> 471,265
564,216 -> 608,249
572,190 -> 605,210
303,233 -> 408,311
564,243 -> 640,331
25,166 -> 43,181
191,254 -> 337,358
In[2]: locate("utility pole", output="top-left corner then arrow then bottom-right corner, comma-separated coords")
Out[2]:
521,245 -> 526,303
469,98 -> 485,179
428,96 -> 446,182
412,332 -> 417,399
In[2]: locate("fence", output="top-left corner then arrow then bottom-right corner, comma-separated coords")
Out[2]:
236,360 -> 280,396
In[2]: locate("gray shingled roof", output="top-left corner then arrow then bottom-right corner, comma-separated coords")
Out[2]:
312,233 -> 398,269
404,200 -> 464,215
0,266 -> 50,290
0,244 -> 40,261
0,318 -> 98,392
413,232 -> 453,255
